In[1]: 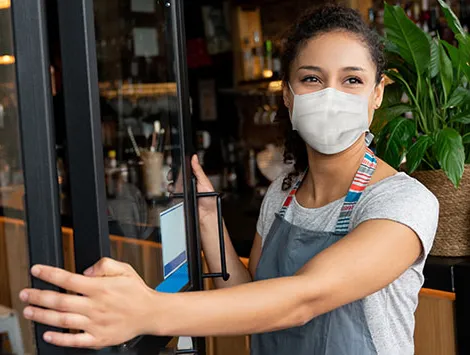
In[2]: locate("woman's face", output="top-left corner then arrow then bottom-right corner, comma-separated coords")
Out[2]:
283,31 -> 385,124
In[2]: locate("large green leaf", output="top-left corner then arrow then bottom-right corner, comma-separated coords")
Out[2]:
372,104 -> 413,135
445,87 -> 470,108
376,117 -> 416,168
429,37 -> 440,78
384,38 -> 401,57
406,135 -> 433,173
456,34 -> 470,81
386,56 -> 418,85
384,3 -> 430,75
450,111 -> 470,124
384,70 -> 414,101
438,42 -> 454,100
441,40 -> 461,71
463,133 -> 470,145
382,82 -> 404,107
435,128 -> 466,187
438,0 -> 466,37
387,104 -> 413,117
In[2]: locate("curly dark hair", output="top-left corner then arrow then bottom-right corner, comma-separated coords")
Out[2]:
278,4 -> 385,190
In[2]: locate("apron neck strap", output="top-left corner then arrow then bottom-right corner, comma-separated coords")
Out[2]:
278,170 -> 306,218
278,148 -> 378,224
335,148 -> 377,234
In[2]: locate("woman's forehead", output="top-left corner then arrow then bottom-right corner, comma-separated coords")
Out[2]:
294,31 -> 375,73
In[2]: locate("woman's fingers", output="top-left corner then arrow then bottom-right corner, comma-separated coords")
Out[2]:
42,331 -> 97,348
167,168 -> 173,183
84,257 -> 136,278
20,289 -> 91,315
191,155 -> 214,191
29,265 -> 97,295
23,306 -> 90,331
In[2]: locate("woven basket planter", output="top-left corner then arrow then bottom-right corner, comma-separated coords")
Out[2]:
412,165 -> 470,257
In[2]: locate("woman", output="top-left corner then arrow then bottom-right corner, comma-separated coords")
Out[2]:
19,5 -> 438,354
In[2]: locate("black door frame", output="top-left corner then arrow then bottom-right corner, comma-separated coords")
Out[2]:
11,0 -> 204,353
55,0 -> 110,275
10,0 -> 65,354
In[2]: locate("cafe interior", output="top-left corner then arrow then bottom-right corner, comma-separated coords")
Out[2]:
1,0 -> 470,354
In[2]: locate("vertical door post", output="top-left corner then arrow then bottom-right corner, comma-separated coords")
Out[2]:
11,0 -> 65,353
56,0 -> 110,274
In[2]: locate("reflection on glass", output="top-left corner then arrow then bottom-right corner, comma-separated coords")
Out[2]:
90,0 -> 187,292
0,5 -> 37,355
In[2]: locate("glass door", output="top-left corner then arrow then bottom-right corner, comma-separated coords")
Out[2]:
51,0 -> 204,353
4,0 -> 205,353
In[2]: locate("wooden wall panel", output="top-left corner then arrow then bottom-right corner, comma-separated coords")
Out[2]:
0,223 -> 12,308
415,289 -> 457,355
3,218 -> 35,354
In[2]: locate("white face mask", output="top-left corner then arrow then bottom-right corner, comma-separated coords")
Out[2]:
289,84 -> 374,155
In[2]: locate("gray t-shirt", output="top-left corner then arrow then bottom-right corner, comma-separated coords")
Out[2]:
256,172 -> 439,355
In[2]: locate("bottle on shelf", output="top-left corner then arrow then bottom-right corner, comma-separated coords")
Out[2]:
252,31 -> 264,79
272,40 -> 281,78
247,149 -> 258,188
428,5 -> 439,35
105,150 -> 118,197
264,40 -> 273,78
243,37 -> 254,81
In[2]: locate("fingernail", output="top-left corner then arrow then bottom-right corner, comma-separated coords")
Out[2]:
23,308 -> 33,318
19,291 -> 28,302
84,266 -> 93,276
44,334 -> 52,342
31,265 -> 41,277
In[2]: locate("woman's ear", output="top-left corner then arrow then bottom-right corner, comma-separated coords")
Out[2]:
374,77 -> 386,109
283,83 -> 292,110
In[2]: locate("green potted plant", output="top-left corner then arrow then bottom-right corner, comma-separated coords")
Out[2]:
374,0 -> 470,256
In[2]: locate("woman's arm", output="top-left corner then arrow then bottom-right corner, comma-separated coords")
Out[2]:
150,219 -> 422,337
21,219 -> 421,348
191,154 -> 261,288
199,216 -> 261,288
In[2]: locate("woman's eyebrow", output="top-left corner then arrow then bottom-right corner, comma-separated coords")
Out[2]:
297,65 -> 323,73
341,66 -> 366,72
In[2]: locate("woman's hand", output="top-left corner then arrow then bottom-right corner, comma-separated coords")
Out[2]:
19,258 -> 159,348
169,155 -> 217,223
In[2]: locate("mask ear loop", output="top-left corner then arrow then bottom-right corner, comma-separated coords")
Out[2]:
287,82 -> 295,120
288,82 -> 295,96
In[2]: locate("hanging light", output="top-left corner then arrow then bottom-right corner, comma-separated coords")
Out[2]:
0,0 -> 10,9
0,55 -> 15,65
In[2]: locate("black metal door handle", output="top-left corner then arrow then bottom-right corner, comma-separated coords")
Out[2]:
172,177 -> 230,282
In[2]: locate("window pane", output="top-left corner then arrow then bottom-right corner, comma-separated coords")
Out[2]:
91,0 -> 187,292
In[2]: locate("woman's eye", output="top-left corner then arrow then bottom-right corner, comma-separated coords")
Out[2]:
345,77 -> 363,85
301,76 -> 320,83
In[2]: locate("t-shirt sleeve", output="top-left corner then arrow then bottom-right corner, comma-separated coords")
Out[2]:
256,192 -> 269,239
256,176 -> 286,243
352,175 -> 439,263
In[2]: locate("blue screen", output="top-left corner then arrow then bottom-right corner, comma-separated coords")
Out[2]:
156,203 -> 189,293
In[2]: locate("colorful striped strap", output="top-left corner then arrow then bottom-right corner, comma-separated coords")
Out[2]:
278,148 -> 378,235
335,148 -> 377,234
278,170 -> 306,218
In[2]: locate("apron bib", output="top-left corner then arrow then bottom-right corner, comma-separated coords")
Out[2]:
251,148 -> 378,355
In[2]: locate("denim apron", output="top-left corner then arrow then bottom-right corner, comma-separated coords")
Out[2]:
251,148 -> 378,355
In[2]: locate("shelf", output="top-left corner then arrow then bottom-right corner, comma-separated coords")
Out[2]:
219,79 -> 283,96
